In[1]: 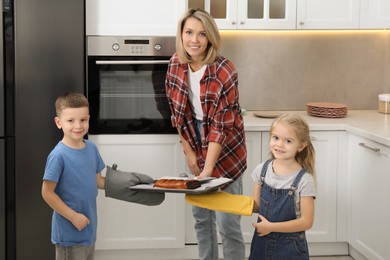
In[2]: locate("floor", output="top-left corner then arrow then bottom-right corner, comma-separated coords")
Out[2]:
310,257 -> 353,260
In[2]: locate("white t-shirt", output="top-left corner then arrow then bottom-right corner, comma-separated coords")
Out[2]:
188,64 -> 207,120
251,161 -> 316,218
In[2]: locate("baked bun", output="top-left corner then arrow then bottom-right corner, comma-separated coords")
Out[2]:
153,179 -> 201,189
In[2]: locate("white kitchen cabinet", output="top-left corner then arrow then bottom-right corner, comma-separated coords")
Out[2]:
348,134 -> 390,260
262,131 -> 341,242
89,134 -> 187,249
86,0 -> 186,36
185,131 -> 262,244
360,0 -> 390,29
296,0 -> 360,29
188,0 -> 296,29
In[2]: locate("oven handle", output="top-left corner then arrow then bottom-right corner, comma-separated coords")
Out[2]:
95,60 -> 170,65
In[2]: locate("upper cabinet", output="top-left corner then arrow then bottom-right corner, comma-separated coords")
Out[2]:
360,0 -> 390,29
188,0 -> 297,29
85,0 -> 390,36
86,0 -> 186,36
296,0 -> 360,29
188,0 -> 390,30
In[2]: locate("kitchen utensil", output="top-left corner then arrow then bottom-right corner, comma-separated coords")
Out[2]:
130,177 -> 232,194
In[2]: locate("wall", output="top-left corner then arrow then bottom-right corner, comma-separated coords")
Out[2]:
220,30 -> 390,111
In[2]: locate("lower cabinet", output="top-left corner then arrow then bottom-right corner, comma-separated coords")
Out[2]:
90,130 -> 349,258
348,134 -> 390,260
89,134 -> 187,249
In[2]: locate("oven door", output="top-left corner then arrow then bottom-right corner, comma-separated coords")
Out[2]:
87,56 -> 176,134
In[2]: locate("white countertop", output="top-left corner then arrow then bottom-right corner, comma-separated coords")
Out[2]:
243,110 -> 390,147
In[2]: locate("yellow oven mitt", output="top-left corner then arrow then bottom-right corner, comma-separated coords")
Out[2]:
185,192 -> 254,216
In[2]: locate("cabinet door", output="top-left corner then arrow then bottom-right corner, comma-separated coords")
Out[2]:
184,131 -> 262,244
360,0 -> 390,29
348,134 -> 390,260
297,0 -> 360,29
188,0 -> 238,29
86,0 -> 186,36
240,132 -> 262,242
188,0 -> 296,29
237,0 -> 296,29
90,135 -> 187,249
262,131 -> 339,242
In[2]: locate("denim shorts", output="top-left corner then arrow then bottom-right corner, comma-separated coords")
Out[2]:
55,244 -> 95,260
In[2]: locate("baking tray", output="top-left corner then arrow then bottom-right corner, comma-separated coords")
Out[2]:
130,177 -> 233,194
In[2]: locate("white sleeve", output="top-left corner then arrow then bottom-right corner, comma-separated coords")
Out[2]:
299,173 -> 316,197
251,162 -> 266,185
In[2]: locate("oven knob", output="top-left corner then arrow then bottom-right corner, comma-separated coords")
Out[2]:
154,44 -> 162,51
112,43 -> 120,51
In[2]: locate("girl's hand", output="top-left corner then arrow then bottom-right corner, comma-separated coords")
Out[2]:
71,213 -> 90,231
252,214 -> 272,236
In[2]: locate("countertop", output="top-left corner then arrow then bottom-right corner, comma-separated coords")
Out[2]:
243,110 -> 390,147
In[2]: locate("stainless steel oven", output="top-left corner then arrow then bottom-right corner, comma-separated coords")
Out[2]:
87,36 -> 176,134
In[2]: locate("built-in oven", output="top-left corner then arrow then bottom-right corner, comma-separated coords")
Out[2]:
87,36 -> 177,134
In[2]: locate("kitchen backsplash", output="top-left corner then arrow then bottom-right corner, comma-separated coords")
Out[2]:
219,30 -> 390,111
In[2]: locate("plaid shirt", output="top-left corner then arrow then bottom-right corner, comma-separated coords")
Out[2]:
165,53 -> 247,180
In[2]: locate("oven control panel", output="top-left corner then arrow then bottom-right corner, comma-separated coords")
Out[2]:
88,36 -> 175,56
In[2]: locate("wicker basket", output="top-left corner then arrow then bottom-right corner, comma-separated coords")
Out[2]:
306,102 -> 347,118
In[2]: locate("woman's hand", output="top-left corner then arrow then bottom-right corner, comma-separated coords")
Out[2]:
185,149 -> 201,176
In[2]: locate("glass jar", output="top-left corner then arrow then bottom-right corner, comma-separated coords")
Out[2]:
378,94 -> 390,114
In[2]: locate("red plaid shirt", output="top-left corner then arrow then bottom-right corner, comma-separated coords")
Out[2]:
165,53 -> 247,180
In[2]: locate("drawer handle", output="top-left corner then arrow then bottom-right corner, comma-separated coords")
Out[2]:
358,143 -> 380,153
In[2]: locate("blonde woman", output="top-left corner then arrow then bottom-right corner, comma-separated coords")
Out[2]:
165,8 -> 247,260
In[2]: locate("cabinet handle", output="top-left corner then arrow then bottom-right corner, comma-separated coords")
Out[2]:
358,143 -> 380,153
310,137 -> 326,142
232,21 -> 236,25
299,21 -> 304,25
240,21 -> 245,25
96,60 -> 169,65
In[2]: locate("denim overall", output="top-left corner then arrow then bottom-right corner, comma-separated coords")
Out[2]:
249,159 -> 309,260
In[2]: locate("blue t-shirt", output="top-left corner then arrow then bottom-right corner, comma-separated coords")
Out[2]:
43,140 -> 105,247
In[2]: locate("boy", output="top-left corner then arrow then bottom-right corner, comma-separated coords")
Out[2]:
42,92 -> 165,260
42,92 -> 105,260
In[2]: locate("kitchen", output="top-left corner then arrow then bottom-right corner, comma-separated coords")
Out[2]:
1,0 -> 390,259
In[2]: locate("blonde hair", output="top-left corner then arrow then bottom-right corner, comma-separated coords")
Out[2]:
270,114 -> 316,176
176,8 -> 220,64
55,92 -> 89,116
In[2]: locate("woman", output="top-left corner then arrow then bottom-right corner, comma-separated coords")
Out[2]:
165,8 -> 247,260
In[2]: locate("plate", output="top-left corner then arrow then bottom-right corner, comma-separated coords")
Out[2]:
253,112 -> 282,119
130,177 -> 233,194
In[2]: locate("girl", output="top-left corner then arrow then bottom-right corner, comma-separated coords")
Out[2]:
249,114 -> 316,260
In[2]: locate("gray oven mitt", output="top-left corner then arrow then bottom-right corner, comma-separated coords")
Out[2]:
105,164 -> 165,206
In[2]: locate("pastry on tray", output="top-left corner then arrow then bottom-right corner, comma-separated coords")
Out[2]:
153,179 -> 201,189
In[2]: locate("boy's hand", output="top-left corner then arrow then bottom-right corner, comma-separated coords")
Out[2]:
105,164 -> 165,206
71,213 -> 90,231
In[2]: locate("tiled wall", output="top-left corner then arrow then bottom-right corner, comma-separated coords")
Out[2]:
220,30 -> 390,111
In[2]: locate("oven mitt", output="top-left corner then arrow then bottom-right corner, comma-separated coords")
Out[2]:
185,191 -> 254,216
105,164 -> 165,206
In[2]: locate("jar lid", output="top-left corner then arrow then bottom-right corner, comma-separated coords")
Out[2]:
379,94 -> 390,101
